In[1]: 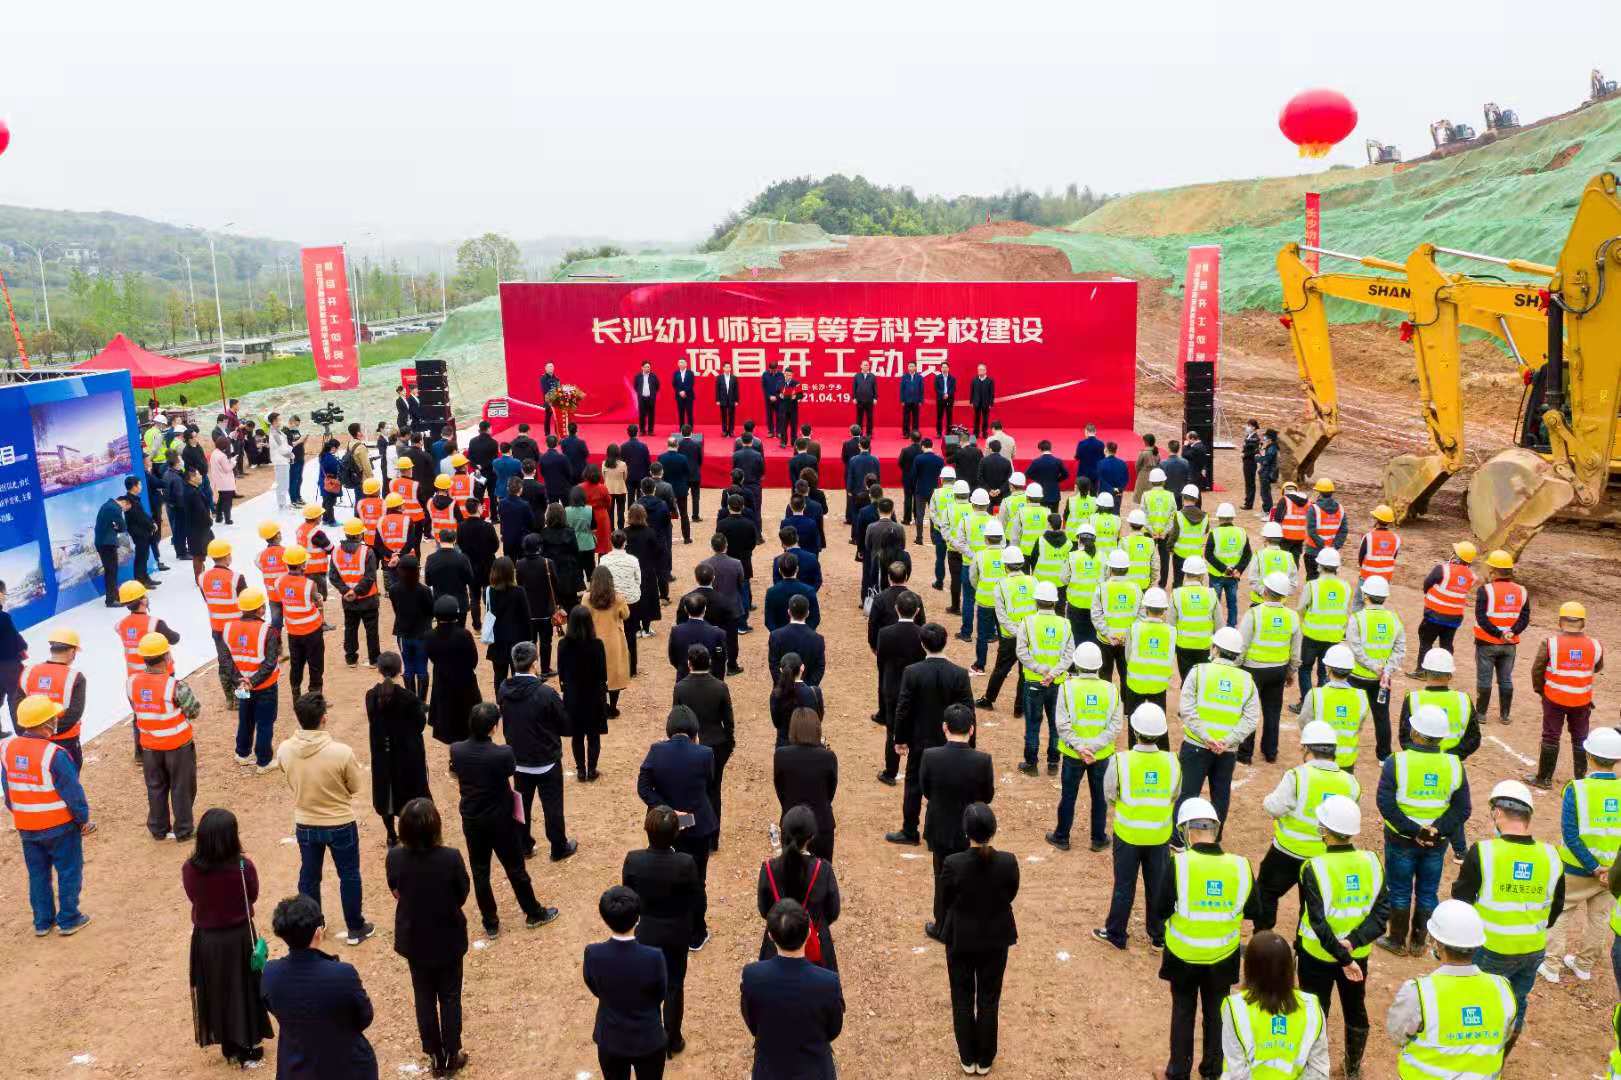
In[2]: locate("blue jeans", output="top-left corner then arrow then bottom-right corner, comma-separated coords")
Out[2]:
1474,947 -> 1541,1032
961,590 -> 977,638
738,576 -> 753,630
973,606 -> 997,668
235,689 -> 278,767
1022,683 -> 1061,765
932,529 -> 947,586
21,827 -> 84,933
1211,576 -> 1239,628
1384,838 -> 1445,912
1054,755 -> 1109,846
397,635 -> 428,675
296,821 -> 366,935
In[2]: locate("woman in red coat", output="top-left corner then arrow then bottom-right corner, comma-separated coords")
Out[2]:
579,464 -> 614,555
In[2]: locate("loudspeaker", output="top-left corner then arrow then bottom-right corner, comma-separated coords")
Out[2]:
415,359 -> 446,377
1183,361 -> 1217,448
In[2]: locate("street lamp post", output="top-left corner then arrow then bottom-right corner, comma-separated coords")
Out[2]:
208,224 -> 232,349
279,257 -> 296,330
17,240 -> 50,331
439,249 -> 448,317
177,249 -> 200,342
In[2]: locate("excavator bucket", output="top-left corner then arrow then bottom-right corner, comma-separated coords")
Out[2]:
1278,420 -> 1330,482
1466,448 -> 1576,558
1383,452 -> 1453,522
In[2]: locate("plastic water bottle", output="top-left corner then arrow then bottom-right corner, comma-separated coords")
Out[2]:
1376,682 -> 1389,706
767,822 -> 782,857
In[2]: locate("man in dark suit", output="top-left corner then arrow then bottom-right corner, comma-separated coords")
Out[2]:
658,436 -> 693,544
764,554 -> 820,631
633,361 -> 660,435
262,894 -> 380,1079
508,423 -> 540,466
741,900 -> 845,1080
675,568 -> 741,675
887,623 -> 976,844
899,361 -> 925,437
1182,429 -> 1212,491
867,565 -> 921,651
799,424 -> 822,463
636,708 -> 717,948
760,362 -> 786,441
731,434 -> 765,491
978,442 -> 1013,506
671,357 -> 696,429
968,363 -> 995,439
539,363 -> 561,436
1023,440 -> 1070,509
933,362 -> 958,437
622,814 -> 703,1057
538,437 -> 572,503
1074,423 -> 1105,490
776,372 -> 801,447
875,591 -> 927,785
768,595 -> 825,685
787,439 -> 819,490
950,434 -> 982,491
582,886 -> 670,1074
919,704 -> 996,938
394,384 -> 418,435
620,426 -> 651,495
715,363 -> 740,436
519,460 -> 547,520
773,526 -> 823,592
910,439 -> 946,544
671,645 -> 734,841
701,530 -> 749,630
896,433 -> 922,526
837,425 -> 863,523
844,438 -> 879,524
851,360 -> 878,436
678,426 -> 705,521
561,424 -> 589,482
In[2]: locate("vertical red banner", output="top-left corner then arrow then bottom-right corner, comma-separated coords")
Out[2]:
1177,245 -> 1221,392
301,245 -> 359,390
1304,191 -> 1321,272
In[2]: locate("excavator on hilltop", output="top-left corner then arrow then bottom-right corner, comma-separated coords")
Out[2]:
1482,103 -> 1520,133
1365,139 -> 1401,165
1429,118 -> 1477,151
1593,69 -> 1619,104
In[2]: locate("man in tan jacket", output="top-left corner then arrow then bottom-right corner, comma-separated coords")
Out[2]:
275,692 -> 375,945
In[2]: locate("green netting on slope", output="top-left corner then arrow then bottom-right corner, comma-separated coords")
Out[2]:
554,216 -> 845,282
1002,95 -> 1621,321
420,295 -> 502,354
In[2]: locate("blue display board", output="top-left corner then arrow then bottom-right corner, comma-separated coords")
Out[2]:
0,371 -> 144,630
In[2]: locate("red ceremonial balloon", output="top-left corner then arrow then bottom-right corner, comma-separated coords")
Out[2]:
1278,89 -> 1357,158
0,120 -> 10,158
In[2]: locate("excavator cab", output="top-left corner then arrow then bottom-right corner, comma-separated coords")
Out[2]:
1483,103 -> 1520,132
1593,69 -> 1619,103
1430,119 -> 1477,149
1366,139 -> 1401,165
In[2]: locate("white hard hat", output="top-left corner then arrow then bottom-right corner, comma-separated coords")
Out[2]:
1129,702 -> 1168,738
1149,467 -> 1166,483
1584,728 -> 1621,760
1107,550 -> 1131,570
1427,900 -> 1487,950
1075,641 -> 1103,670
152,412 -> 167,423
1323,643 -> 1355,671
971,489 -> 990,507
984,519 -> 1004,536
952,480 -> 971,496
1096,492 -> 1115,509
1261,521 -> 1284,539
1078,522 -> 1096,537
1180,484 -> 1200,499
1489,780 -> 1535,812
1315,548 -> 1340,568
1411,704 -> 1451,739
1034,581 -> 1059,603
1181,556 -> 1207,576
1127,509 -> 1147,527
999,544 -> 1022,563
1300,720 -> 1338,748
1315,795 -> 1361,836
1026,482 -> 1043,499
1009,471 -> 1026,486
941,466 -> 957,479
1263,571 -> 1292,596
1142,587 -> 1169,609
1177,797 -> 1220,829
1212,626 -> 1244,654
1361,576 -> 1390,599
1421,647 -> 1455,675
1216,502 -> 1236,519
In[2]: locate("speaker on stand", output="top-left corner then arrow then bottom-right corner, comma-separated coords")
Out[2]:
415,358 -> 452,431
1182,361 -> 1217,449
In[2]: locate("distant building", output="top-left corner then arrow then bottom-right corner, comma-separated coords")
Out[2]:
0,243 -> 15,261
61,242 -> 100,266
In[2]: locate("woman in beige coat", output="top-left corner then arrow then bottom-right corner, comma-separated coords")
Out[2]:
586,565 -> 632,715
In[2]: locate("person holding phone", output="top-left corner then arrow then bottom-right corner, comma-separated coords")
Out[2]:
635,707 -> 717,951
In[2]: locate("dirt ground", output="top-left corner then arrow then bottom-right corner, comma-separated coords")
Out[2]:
5,230 -> 1621,1079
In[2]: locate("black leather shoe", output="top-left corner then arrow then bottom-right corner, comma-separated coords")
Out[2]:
1017,762 -> 1038,775
924,922 -> 943,941
1044,831 -> 1070,851
550,840 -> 578,862
526,907 -> 560,929
876,772 -> 897,786
884,830 -> 921,845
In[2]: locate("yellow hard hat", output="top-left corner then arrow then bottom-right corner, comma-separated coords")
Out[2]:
237,587 -> 267,612
450,453 -> 468,468
47,627 -> 81,649
343,520 -> 365,536
1560,601 -> 1588,621
1486,549 -> 1514,570
136,631 -> 173,658
118,580 -> 148,604
258,520 -> 282,540
384,492 -> 404,508
17,694 -> 64,729
282,545 -> 308,566
434,475 -> 452,491
1314,478 -> 1335,494
1452,540 -> 1478,562
302,504 -> 324,520
1371,504 -> 1395,524
396,457 -> 414,471
208,539 -> 233,559
362,478 -> 382,495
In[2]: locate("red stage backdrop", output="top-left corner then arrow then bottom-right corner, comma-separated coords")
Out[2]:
496,280 -> 1136,430
301,246 -> 359,391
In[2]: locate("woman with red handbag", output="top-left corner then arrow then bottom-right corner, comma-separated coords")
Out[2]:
756,804 -> 841,972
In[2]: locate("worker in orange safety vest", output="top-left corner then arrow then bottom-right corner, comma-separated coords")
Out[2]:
221,588 -> 281,771
1302,478 -> 1346,582
3,694 -> 94,935
329,520 -> 381,667
1413,541 -> 1479,673
295,505 -> 334,601
1267,481 -> 1310,565
1473,549 -> 1530,726
197,539 -> 249,705
1351,504 -> 1401,612
356,477 -> 386,546
22,628 -> 88,768
1526,601 -> 1605,789
276,546 -> 325,698
127,631 -> 201,838
114,579 -> 180,761
376,492 -> 413,571
390,457 -> 426,551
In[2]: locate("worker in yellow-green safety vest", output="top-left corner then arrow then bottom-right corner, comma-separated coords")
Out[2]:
1221,931 -> 1329,1080
1158,796 -> 1257,1080
1090,490 -> 1122,559
1293,547 -> 1351,711
1203,502 -> 1251,631
1090,548 -> 1141,689
1061,521 -> 1102,646
1016,581 -> 1076,777
1345,574 -> 1406,763
1174,625 -> 1259,830
997,472 -> 1028,534
1028,505 -> 1073,595
1547,727 -> 1621,987
1396,646 -> 1483,865
1063,478 -> 1097,541
1125,588 -> 1177,738
1377,705 -> 1468,958
1171,556 -> 1218,679
1295,795 -> 1386,1080
1140,467 -> 1177,587
952,487 -> 994,639
1250,520 -> 1298,605
978,545 -> 1036,717
964,518 -> 1007,669
924,467 -> 962,594
1121,507 -> 1161,592
1167,484 -> 1208,589
1450,779 -> 1562,1060
1386,900 -> 1515,1080
1236,571 -> 1303,767
143,414 -> 170,468
1257,720 -> 1361,930
1297,643 -> 1370,775
1010,482 -> 1053,558
1046,641 -> 1121,852
1095,702 -> 1180,950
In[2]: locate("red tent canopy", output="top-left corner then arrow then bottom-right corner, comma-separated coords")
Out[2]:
73,333 -> 223,390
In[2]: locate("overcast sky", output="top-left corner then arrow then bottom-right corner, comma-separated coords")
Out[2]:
5,2 -> 1620,251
